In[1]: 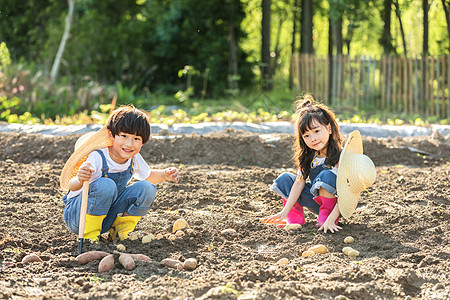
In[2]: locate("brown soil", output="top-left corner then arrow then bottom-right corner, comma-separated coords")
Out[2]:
0,129 -> 449,299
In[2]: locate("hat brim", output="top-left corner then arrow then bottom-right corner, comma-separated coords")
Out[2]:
337,130 -> 363,219
60,126 -> 113,189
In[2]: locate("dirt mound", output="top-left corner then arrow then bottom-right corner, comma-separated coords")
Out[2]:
0,130 -> 449,299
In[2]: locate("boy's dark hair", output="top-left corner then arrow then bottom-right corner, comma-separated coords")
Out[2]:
107,105 -> 151,144
293,95 -> 342,179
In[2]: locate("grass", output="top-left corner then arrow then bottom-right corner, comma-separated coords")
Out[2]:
1,83 -> 448,126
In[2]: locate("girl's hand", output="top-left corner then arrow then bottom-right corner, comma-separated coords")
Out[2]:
265,211 -> 288,223
318,216 -> 342,233
77,165 -> 93,183
164,167 -> 179,183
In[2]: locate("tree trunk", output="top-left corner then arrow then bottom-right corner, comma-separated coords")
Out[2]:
423,0 -> 429,56
334,17 -> 343,55
328,16 -> 333,102
393,0 -> 407,57
50,0 -> 75,84
441,0 -> 450,52
300,0 -> 314,54
290,0 -> 299,89
380,0 -> 395,55
261,0 -> 272,90
228,22 -> 239,90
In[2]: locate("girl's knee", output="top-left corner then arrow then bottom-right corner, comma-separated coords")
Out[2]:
317,169 -> 336,184
275,172 -> 296,185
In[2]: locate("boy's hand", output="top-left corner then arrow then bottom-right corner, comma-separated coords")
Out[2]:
164,167 -> 179,183
77,164 -> 93,183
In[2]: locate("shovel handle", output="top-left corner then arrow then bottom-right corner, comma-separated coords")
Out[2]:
78,163 -> 90,253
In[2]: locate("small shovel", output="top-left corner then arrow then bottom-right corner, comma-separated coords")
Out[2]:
78,163 -> 90,255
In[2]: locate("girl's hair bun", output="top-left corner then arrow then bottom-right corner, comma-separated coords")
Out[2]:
296,94 -> 315,110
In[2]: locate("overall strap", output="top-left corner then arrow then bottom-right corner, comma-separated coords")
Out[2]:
95,149 -> 109,177
128,156 -> 135,175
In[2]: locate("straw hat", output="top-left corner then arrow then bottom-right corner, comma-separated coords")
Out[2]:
337,130 -> 376,219
60,126 -> 113,189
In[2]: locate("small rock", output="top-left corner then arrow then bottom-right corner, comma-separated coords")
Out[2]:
168,234 -> 177,241
5,159 -> 14,164
74,278 -> 85,286
116,244 -> 126,251
220,228 -> 237,235
175,230 -> 185,237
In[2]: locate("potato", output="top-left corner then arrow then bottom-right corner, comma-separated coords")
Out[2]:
176,263 -> 184,271
168,234 -> 177,241
276,258 -> 289,265
342,247 -> 354,256
308,244 -> 328,254
22,254 -> 43,264
172,218 -> 189,233
183,258 -> 198,270
344,236 -> 355,244
302,250 -> 315,257
142,234 -> 155,244
156,233 -> 164,240
119,253 -> 136,270
116,244 -> 126,251
348,250 -> 360,258
76,251 -> 110,264
161,258 -> 183,269
129,254 -> 152,262
186,228 -> 195,235
128,232 -> 139,241
98,254 -> 114,273
284,224 -> 302,231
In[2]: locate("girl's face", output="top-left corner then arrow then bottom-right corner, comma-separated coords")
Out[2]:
108,131 -> 143,164
301,120 -> 332,154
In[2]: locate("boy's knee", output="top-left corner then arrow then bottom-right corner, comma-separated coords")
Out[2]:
89,178 -> 117,205
136,180 -> 157,204
142,181 -> 156,200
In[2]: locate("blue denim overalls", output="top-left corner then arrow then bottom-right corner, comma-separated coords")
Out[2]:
62,150 -> 156,235
270,160 -> 337,214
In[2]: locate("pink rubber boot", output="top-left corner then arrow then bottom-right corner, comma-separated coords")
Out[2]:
282,199 -> 305,225
314,196 -> 339,226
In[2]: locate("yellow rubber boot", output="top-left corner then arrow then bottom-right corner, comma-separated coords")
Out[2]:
83,214 -> 106,242
109,214 -> 141,241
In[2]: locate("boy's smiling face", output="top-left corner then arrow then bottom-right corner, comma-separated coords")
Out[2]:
108,131 -> 143,164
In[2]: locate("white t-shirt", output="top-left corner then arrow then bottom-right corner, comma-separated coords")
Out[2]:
296,156 -> 338,179
66,148 -> 151,199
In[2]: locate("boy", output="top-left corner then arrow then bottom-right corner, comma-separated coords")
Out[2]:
60,105 -> 179,241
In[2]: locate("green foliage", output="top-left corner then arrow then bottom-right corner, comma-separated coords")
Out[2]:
0,42 -> 11,69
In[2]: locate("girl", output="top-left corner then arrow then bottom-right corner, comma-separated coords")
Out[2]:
263,95 -> 343,233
